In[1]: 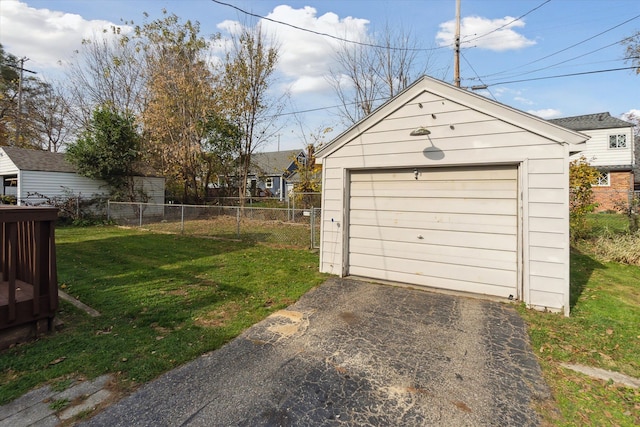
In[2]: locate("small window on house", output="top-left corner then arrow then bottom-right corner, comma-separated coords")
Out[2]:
609,134 -> 627,149
265,177 -> 273,189
595,171 -> 610,187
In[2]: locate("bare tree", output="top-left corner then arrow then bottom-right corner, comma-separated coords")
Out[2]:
221,23 -> 285,206
328,24 -> 430,126
29,81 -> 72,152
65,27 -> 146,128
624,31 -> 640,74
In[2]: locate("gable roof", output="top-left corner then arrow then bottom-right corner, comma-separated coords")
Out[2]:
1,146 -> 76,173
317,75 -> 588,160
548,112 -> 634,131
251,149 -> 303,176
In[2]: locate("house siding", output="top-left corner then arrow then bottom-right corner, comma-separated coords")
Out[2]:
19,171 -> 109,205
319,81 -> 580,315
569,127 -> 634,167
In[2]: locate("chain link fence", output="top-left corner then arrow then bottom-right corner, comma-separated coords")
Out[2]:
107,200 -> 321,249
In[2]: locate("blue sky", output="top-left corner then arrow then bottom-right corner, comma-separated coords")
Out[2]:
1,0 -> 639,151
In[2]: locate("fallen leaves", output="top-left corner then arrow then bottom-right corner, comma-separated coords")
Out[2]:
49,357 -> 66,366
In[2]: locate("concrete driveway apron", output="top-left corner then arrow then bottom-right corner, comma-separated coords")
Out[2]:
83,278 -> 550,426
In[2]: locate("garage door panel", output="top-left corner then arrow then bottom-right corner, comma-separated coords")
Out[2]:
350,253 -> 516,288
350,197 -> 517,215
350,210 -> 517,228
349,211 -> 517,234
348,266 -> 516,298
350,166 -> 516,182
350,188 -> 516,199
349,224 -> 516,251
350,179 -> 517,192
349,238 -> 517,271
348,165 -> 518,297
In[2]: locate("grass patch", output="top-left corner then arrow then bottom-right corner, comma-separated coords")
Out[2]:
519,249 -> 640,425
577,213 -> 640,265
144,216 -> 313,248
49,398 -> 70,412
0,225 -> 326,405
586,212 -> 632,236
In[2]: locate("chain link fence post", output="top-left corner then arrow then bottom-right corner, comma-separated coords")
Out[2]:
181,204 -> 185,234
236,207 -> 241,238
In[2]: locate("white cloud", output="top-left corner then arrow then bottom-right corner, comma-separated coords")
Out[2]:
514,96 -> 533,106
437,16 -> 536,52
260,5 -> 370,94
528,109 -> 562,119
0,0 -> 128,72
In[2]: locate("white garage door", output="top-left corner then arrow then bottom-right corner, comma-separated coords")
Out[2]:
348,165 -> 519,298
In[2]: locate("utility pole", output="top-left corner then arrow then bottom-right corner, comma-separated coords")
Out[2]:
454,0 -> 461,88
11,57 -> 37,145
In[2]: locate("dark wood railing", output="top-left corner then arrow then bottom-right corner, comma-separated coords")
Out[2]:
0,207 -> 58,344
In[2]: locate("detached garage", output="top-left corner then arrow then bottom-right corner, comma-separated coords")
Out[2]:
316,76 -> 587,315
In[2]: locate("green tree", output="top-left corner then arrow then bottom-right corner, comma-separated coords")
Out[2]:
200,114 -> 242,199
569,157 -> 600,240
66,106 -> 140,200
0,44 -> 20,145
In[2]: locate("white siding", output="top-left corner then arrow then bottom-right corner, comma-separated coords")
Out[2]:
19,171 -> 109,205
569,127 -> 634,166
133,176 -> 165,205
0,150 -> 18,174
319,78 -> 579,315
348,166 -> 518,299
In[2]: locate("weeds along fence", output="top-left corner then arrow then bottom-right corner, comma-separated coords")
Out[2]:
107,201 -> 322,249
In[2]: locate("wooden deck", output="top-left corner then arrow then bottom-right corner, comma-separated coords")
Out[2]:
0,206 -> 59,347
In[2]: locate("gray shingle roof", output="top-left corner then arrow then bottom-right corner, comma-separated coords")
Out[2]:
251,149 -> 303,176
548,112 -> 633,131
1,146 -> 76,173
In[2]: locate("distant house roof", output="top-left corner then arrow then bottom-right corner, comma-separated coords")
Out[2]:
251,149 -> 304,176
549,112 -> 633,131
0,146 -> 162,177
1,146 -> 76,173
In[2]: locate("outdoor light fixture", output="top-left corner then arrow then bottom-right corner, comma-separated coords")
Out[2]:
413,168 -> 419,180
410,127 -> 431,136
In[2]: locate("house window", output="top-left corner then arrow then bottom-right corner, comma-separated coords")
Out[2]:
609,134 -> 626,149
265,177 -> 273,189
595,171 -> 610,187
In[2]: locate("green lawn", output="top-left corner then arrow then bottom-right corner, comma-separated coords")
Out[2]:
0,225 -> 327,405
519,214 -> 640,425
2,221 -> 639,425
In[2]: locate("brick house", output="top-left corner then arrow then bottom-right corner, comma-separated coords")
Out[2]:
549,112 -> 636,212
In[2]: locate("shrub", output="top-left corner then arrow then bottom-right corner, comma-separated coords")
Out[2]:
590,232 -> 640,265
569,157 -> 599,240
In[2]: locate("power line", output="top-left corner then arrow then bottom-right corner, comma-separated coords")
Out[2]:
479,13 -> 640,79
460,51 -> 496,100
482,66 -> 637,87
210,0 -> 446,52
462,0 -> 551,45
274,66 -> 638,118
477,35 -> 637,82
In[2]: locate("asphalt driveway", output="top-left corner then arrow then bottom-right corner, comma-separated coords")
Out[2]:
83,278 -> 550,426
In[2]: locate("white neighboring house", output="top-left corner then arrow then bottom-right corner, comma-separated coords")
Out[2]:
549,112 -> 636,212
0,146 -> 164,207
316,75 -> 588,316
